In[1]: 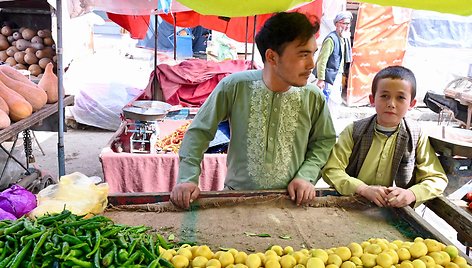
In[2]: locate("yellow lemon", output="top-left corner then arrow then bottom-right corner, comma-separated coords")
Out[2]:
307,257 -> 326,268
341,261 -> 356,268
172,255 -> 190,268
257,253 -> 266,265
228,249 -> 239,257
227,264 -> 235,268
349,257 -> 362,266
193,256 -> 209,267
424,239 -> 441,253
365,244 -> 382,255
419,256 -> 436,268
445,263 -> 460,268
284,246 -> 295,255
300,249 -> 310,256
444,245 -> 459,260
311,249 -> 329,264
280,254 -> 297,268
196,246 -> 214,260
335,247 -> 352,261
207,259 -> 222,268
235,251 -> 248,264
453,256 -> 467,266
400,261 -> 414,268
411,260 -> 426,268
361,253 -> 377,268
392,240 -> 404,249
348,243 -> 363,258
266,260 -> 282,268
162,251 -> 174,261
384,249 -> 399,264
177,248 -> 193,260
327,254 -> 343,267
267,250 -> 279,257
414,238 -> 424,243
439,251 -> 451,265
397,248 -> 411,262
234,264 -> 248,268
361,241 -> 371,249
272,245 -> 284,256
294,265 -> 305,268
246,254 -> 262,268
326,265 -> 340,268
376,252 -> 393,268
409,242 -> 428,259
219,251 -> 235,267
293,252 -> 309,265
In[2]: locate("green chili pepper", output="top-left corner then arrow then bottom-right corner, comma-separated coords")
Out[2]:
0,254 -> 14,268
156,234 -> 170,250
20,229 -> 46,245
60,241 -> 70,258
23,219 -> 40,233
4,221 -> 24,235
86,229 -> 101,258
118,248 -> 129,263
147,259 -> 161,268
159,257 -> 174,268
58,256 -> 92,268
37,210 -> 72,225
93,248 -> 101,268
116,234 -> 128,248
101,246 -> 114,267
140,243 -> 157,262
10,239 -> 33,268
128,239 -> 139,255
58,215 -> 109,228
31,229 -> 51,261
61,234 -> 83,245
122,251 -> 143,266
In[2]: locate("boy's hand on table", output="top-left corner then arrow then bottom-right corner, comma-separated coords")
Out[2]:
356,184 -> 389,207
170,182 -> 200,209
386,187 -> 416,207
287,178 -> 317,206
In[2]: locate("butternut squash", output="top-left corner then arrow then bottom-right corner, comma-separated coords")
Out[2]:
0,79 -> 32,121
0,69 -> 47,111
0,65 -> 35,85
38,62 -> 58,104
0,109 -> 10,129
0,95 -> 9,114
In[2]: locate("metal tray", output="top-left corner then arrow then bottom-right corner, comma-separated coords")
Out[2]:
428,126 -> 472,158
122,106 -> 168,121
131,100 -> 172,110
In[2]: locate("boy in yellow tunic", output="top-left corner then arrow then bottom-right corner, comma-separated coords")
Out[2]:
322,66 -> 447,208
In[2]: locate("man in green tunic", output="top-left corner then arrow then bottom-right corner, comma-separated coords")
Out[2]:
171,12 -> 336,209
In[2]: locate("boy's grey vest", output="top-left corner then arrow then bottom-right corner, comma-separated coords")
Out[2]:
345,115 -> 421,188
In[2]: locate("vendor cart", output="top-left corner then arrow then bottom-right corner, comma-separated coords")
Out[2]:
106,190 -> 472,259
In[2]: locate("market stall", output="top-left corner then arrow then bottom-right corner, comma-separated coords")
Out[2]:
100,118 -> 227,193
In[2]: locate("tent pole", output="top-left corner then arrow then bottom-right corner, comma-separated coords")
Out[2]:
56,0 -> 65,177
173,15 -> 177,60
152,12 -> 163,101
251,15 -> 257,69
245,17 -> 248,60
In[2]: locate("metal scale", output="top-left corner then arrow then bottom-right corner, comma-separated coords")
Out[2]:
122,101 -> 171,154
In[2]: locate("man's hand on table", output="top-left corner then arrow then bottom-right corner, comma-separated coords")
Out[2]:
287,178 -> 317,206
170,182 -> 200,209
356,184 -> 389,207
385,187 -> 416,208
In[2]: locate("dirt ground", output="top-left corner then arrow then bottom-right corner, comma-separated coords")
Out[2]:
105,195 -> 427,253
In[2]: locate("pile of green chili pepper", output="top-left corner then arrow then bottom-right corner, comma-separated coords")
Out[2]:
0,210 -> 175,267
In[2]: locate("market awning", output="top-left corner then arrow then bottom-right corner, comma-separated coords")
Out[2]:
177,0 -> 472,17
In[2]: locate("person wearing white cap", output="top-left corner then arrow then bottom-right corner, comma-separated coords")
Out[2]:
314,11 -> 353,119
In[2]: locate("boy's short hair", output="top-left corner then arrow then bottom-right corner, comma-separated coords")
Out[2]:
371,65 -> 417,100
255,12 -> 319,62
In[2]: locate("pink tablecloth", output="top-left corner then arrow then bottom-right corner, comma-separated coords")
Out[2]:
100,151 -> 227,194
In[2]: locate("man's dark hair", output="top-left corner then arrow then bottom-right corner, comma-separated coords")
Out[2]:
255,12 -> 319,62
371,65 -> 417,100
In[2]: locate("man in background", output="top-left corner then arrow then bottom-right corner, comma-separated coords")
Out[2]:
314,11 -> 353,119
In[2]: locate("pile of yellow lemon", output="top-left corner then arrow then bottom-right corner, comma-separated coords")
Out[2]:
158,238 -> 470,268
